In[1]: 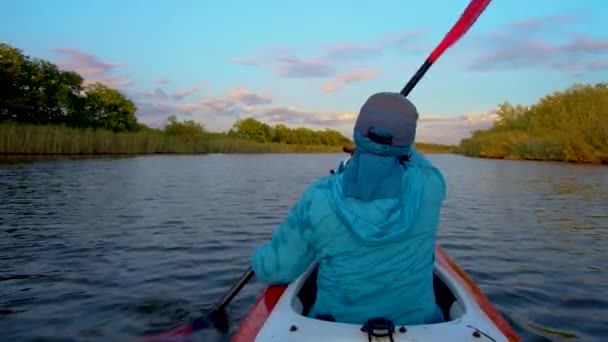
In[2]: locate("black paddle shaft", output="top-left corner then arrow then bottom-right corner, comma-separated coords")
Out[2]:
400,59 -> 433,97
212,266 -> 255,313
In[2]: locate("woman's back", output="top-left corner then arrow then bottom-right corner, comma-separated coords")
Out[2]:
305,150 -> 446,325
251,91 -> 447,326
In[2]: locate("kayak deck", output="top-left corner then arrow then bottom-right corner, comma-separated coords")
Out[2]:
233,245 -> 520,342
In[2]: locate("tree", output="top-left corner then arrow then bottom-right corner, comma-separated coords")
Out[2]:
164,115 -> 205,138
0,43 -> 85,125
81,82 -> 139,132
458,82 -> 608,163
230,117 -> 274,143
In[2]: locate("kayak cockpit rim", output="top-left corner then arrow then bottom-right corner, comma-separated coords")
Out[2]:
240,247 -> 518,341
289,260 -> 469,326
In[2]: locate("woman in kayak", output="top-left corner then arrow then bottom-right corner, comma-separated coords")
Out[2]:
251,91 -> 446,326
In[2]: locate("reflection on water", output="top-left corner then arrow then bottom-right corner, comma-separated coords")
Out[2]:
1,154 -> 606,341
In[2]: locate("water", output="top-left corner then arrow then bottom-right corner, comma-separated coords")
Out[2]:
1,154 -> 606,341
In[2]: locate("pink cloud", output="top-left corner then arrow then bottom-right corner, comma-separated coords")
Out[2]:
323,30 -> 423,60
139,88 -> 169,100
201,97 -> 241,117
230,29 -> 423,80
54,48 -> 124,75
509,13 -> 585,31
85,74 -> 134,89
230,57 -> 266,66
134,102 -> 176,121
416,110 -> 499,145
466,12 -> 607,75
251,106 -> 356,129
321,83 -> 340,94
320,69 -> 379,93
325,42 -> 381,60
172,86 -> 202,100
274,56 -> 336,78
176,103 -> 200,113
155,76 -> 169,84
228,88 -> 273,106
54,47 -> 132,88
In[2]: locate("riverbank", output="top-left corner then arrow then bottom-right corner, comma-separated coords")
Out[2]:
0,124 -> 346,154
0,124 -> 456,155
456,83 -> 608,165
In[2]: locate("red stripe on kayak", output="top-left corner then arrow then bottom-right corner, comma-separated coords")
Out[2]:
231,285 -> 287,342
435,245 -> 521,342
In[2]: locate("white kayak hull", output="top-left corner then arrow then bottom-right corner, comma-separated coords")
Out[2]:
233,245 -> 520,342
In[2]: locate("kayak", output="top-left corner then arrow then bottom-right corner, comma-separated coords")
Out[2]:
232,245 -> 520,342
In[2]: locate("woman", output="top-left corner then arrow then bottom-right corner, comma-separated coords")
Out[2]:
251,91 -> 447,325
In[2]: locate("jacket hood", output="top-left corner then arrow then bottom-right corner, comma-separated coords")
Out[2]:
327,149 -> 432,244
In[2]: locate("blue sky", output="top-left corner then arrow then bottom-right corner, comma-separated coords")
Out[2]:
2,0 -> 607,144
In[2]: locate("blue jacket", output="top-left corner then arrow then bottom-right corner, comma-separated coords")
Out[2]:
251,147 -> 446,325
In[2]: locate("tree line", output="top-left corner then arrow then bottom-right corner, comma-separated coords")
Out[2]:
0,43 -> 142,132
458,83 -> 608,164
0,42 -> 352,147
227,117 -> 352,146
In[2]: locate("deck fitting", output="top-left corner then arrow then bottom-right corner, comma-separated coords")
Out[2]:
290,325 -> 298,332
399,327 -> 407,333
472,330 -> 481,338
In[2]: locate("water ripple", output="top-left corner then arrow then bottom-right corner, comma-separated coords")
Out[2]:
0,154 -> 606,341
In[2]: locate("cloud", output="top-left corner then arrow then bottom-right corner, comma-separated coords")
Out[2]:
155,76 -> 169,84
323,30 -> 424,60
140,88 -> 169,100
230,29 -> 423,80
273,56 -> 337,78
321,69 -> 379,93
416,110 -> 498,145
134,102 -> 177,123
87,74 -> 134,89
321,83 -> 340,94
134,101 -> 200,127
251,106 -> 356,130
201,97 -> 242,117
230,57 -> 267,66
172,86 -> 202,100
54,48 -> 132,88
176,103 -> 200,113
466,13 -> 608,75
132,85 -> 500,146
189,86 -> 356,133
228,88 -> 273,105
508,13 -> 584,31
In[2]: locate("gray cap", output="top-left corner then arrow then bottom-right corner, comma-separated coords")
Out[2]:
354,92 -> 418,147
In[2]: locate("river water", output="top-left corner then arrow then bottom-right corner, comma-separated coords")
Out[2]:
0,154 -> 606,341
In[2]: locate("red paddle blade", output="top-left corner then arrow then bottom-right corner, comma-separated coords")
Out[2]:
429,0 -> 492,62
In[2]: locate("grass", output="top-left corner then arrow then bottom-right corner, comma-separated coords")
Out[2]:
0,123 -> 457,155
0,124 -> 346,155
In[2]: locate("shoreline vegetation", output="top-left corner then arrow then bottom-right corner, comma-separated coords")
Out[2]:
0,123 -> 456,155
2,42 -> 605,163
457,83 -> 607,164
0,42 -> 454,156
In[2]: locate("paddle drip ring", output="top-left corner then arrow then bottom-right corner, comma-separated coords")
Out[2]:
361,317 -> 395,342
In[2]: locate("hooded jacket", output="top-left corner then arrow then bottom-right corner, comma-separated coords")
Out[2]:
251,146 -> 446,325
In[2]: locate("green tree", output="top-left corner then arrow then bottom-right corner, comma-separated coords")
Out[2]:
458,82 -> 608,164
81,82 -> 139,132
230,117 -> 274,143
0,43 -> 84,125
164,115 -> 206,138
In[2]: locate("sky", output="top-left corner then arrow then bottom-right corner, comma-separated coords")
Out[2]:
2,0 -> 608,144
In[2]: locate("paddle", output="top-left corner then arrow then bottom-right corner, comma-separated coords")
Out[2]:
400,0 -> 492,97
132,267 -> 255,341
343,0 -> 493,153
133,1 -> 492,340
